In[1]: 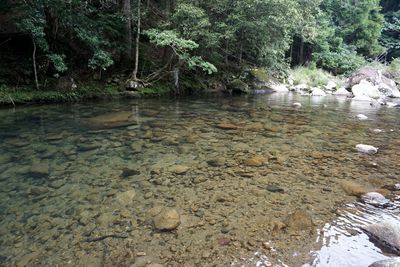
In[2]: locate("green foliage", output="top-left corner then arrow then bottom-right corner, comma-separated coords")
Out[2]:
145,29 -> 217,74
380,10 -> 400,58
314,45 -> 365,75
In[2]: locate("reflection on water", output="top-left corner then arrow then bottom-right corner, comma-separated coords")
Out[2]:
0,93 -> 399,266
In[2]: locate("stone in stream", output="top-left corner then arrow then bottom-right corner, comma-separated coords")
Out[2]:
172,165 -> 190,175
29,160 -> 50,178
311,87 -> 327,96
266,184 -> 284,193
340,180 -> 369,197
116,190 -> 136,206
244,156 -> 265,167
153,208 -> 181,231
292,102 -> 302,108
362,192 -> 390,206
120,168 -> 140,178
285,210 -> 314,231
369,258 -> 400,267
357,114 -> 368,120
363,222 -> 400,255
356,144 -> 379,155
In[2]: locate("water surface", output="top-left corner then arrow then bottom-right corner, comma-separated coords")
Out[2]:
0,93 -> 399,266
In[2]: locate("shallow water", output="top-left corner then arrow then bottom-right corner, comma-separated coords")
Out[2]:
0,93 -> 399,267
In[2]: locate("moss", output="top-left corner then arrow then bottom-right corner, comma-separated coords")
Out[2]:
137,82 -> 172,97
249,68 -> 270,82
0,83 -> 121,106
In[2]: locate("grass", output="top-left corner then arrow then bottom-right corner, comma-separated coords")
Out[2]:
290,66 -> 341,88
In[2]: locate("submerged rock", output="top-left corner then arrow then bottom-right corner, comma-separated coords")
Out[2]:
172,165 -> 190,175
29,160 -> 50,178
266,185 -> 284,193
116,190 -> 136,206
285,210 -> 314,231
153,208 -> 180,231
88,111 -> 137,128
356,144 -> 379,155
369,258 -> 400,267
340,180 -> 369,197
363,222 -> 400,255
244,156 -> 265,167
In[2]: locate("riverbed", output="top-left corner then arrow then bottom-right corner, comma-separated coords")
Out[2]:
0,93 -> 399,266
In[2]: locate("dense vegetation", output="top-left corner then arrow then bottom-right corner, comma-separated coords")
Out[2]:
0,0 -> 399,100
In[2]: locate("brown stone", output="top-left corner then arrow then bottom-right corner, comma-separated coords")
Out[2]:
172,165 -> 190,175
153,208 -> 180,231
216,123 -> 240,130
285,210 -> 314,231
340,180 -> 369,197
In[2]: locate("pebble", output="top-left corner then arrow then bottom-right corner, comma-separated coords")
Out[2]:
153,208 -> 180,231
292,102 -> 302,108
266,185 -> 284,193
356,144 -> 378,155
356,114 -> 368,120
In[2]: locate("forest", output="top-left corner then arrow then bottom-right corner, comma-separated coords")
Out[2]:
0,0 -> 399,100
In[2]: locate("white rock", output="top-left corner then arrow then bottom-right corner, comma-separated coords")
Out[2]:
270,83 -> 289,93
292,102 -> 302,108
333,87 -> 351,96
356,144 -> 378,155
395,184 -> 400,190
352,80 -> 381,99
311,87 -> 327,96
391,87 -> 400,98
352,95 -> 375,102
356,114 -> 368,120
325,80 -> 337,90
372,129 -> 383,133
362,192 -> 389,206
387,102 -> 400,108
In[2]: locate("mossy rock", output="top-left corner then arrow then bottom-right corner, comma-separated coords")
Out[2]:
249,68 -> 270,83
227,79 -> 250,94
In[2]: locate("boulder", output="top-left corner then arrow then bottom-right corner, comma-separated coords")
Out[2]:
348,67 -> 400,98
270,83 -> 289,93
56,76 -> 77,92
153,208 -> 180,231
352,80 -> 381,99
324,80 -> 337,91
363,222 -> 400,255
227,79 -> 250,94
356,144 -> 379,155
311,87 -> 327,96
348,67 -> 384,87
369,258 -> 400,267
333,87 -> 351,96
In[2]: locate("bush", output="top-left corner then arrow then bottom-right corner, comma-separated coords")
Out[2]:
313,47 -> 365,75
290,66 -> 339,87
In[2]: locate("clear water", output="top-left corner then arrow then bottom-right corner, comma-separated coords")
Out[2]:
0,93 -> 399,267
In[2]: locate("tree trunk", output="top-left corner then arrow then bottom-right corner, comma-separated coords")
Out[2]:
122,0 -> 132,61
32,37 -> 39,90
132,0 -> 141,80
299,38 -> 304,65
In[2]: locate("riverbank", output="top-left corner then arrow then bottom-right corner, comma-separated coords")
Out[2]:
0,82 -> 176,106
